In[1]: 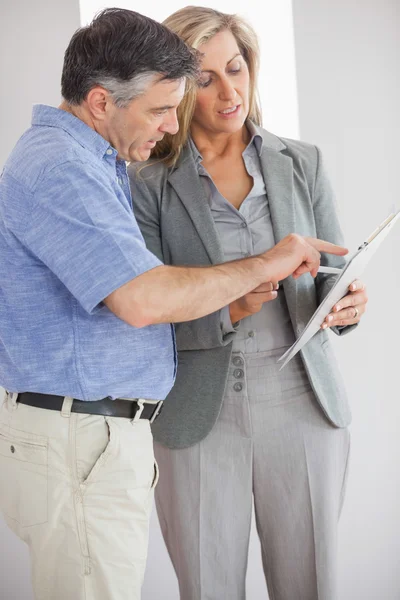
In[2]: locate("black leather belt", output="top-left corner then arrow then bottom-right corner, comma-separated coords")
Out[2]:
16,392 -> 164,422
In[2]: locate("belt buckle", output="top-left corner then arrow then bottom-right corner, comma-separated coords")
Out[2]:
149,400 -> 164,424
132,398 -> 145,422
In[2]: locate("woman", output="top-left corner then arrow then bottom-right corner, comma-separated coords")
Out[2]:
128,7 -> 368,599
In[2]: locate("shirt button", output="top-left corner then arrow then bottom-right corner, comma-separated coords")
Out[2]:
243,252 -> 251,258
241,222 -> 248,228
232,356 -> 244,367
118,177 -> 123,185
106,148 -> 113,155
233,382 -> 243,392
248,330 -> 255,338
10,445 -> 15,454
233,368 -> 244,379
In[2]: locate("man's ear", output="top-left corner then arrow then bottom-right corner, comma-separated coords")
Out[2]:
86,86 -> 110,121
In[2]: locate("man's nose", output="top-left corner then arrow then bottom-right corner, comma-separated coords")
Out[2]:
160,111 -> 179,135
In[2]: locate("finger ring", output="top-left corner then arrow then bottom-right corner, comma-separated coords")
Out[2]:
353,306 -> 359,319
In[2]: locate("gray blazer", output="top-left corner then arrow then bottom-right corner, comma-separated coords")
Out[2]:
128,125 -> 354,449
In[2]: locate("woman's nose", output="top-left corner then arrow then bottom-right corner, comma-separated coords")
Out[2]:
218,78 -> 237,102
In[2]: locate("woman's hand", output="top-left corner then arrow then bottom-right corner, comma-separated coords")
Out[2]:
321,279 -> 368,329
229,282 -> 278,324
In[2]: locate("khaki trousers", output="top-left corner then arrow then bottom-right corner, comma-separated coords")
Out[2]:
0,392 -> 158,600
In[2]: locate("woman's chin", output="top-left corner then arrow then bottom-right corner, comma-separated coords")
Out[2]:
214,118 -> 247,135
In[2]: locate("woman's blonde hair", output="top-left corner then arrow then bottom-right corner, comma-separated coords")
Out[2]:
153,6 -> 262,167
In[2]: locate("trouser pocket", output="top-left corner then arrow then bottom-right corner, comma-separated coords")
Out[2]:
0,425 -> 48,528
151,460 -> 159,489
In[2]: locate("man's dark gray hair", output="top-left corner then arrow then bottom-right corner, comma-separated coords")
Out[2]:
61,8 -> 199,107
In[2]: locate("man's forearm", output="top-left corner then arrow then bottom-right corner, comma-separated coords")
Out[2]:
105,257 -> 267,328
104,234 -> 349,328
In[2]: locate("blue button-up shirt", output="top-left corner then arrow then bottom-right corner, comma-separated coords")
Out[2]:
0,105 -> 176,400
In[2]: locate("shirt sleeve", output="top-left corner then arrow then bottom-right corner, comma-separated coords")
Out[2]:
21,159 -> 163,314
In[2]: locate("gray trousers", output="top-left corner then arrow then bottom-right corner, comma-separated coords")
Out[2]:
154,349 -> 350,600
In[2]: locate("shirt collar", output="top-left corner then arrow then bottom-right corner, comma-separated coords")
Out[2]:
188,137 -> 203,166
31,104 -> 116,160
245,120 -> 263,156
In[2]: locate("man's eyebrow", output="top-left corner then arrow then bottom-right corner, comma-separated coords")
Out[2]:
147,105 -> 174,112
201,53 -> 242,73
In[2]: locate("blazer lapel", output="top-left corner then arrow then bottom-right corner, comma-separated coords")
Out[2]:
168,150 -> 224,265
258,131 -> 298,316
257,134 -> 295,243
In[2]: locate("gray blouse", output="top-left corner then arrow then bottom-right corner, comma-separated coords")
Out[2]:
190,123 -> 296,353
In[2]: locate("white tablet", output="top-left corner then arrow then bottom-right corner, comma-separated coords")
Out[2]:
278,210 -> 400,369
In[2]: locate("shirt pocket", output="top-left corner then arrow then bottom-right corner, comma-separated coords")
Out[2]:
0,426 -> 48,528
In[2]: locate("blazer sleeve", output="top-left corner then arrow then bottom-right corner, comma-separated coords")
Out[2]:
129,163 -> 237,351
129,166 -> 164,263
312,146 -> 358,337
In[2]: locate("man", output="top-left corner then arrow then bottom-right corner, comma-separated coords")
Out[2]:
0,8 -> 347,600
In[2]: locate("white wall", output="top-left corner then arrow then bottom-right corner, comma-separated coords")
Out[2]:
1,0 -> 399,598
292,1 -> 400,599
0,0 -> 81,168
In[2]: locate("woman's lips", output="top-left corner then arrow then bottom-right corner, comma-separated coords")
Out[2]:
217,105 -> 241,118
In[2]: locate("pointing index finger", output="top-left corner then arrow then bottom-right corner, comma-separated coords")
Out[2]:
305,238 -> 348,256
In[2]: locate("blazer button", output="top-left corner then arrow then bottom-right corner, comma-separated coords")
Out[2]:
233,382 -> 243,392
233,369 -> 244,379
232,356 -> 244,367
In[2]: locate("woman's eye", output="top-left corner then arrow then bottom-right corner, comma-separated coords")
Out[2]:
228,60 -> 242,74
198,79 -> 212,88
